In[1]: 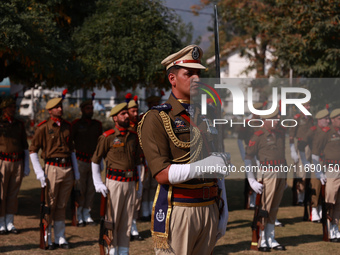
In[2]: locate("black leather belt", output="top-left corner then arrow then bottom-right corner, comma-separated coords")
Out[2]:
45,157 -> 72,167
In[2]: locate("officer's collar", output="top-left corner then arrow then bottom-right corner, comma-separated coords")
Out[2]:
168,93 -> 190,116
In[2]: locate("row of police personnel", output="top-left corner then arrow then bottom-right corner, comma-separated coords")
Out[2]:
2,45 -> 340,254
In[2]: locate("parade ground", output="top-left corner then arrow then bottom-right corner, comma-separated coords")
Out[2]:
1,138 -> 337,254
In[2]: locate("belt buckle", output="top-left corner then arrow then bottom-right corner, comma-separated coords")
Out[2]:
203,187 -> 210,200
125,171 -> 133,178
61,158 -> 66,164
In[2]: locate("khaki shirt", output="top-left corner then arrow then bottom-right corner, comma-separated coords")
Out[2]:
312,125 -> 340,160
128,122 -> 137,133
71,118 -> 102,154
0,116 -> 28,153
29,118 -> 74,159
139,94 -> 217,179
238,119 -> 261,145
246,127 -> 286,162
289,114 -> 314,140
92,126 -> 141,170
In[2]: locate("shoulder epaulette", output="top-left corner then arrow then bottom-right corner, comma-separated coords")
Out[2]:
294,113 -> 301,119
93,119 -> 102,125
63,120 -> 71,125
254,130 -> 264,136
322,126 -> 331,132
129,130 -> 137,135
151,103 -> 172,112
103,129 -> 115,137
37,120 -> 47,127
72,119 -> 80,125
310,126 -> 317,131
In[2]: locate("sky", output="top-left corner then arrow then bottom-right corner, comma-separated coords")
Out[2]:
163,0 -> 214,51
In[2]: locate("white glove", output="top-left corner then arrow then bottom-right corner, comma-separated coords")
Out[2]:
312,154 -> 327,185
92,162 -> 108,197
136,165 -> 143,198
71,152 -> 80,181
290,143 -> 299,163
245,159 -> 263,194
216,178 -> 228,241
168,155 -> 229,184
23,150 -> 30,176
30,152 -> 46,188
237,139 -> 245,162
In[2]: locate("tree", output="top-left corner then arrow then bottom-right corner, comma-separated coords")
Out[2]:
193,0 -> 340,78
72,0 -> 184,92
0,0 -> 97,88
272,0 -> 340,78
1,0 -> 189,91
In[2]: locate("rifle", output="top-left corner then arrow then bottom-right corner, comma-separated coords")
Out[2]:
71,182 -> 80,226
214,4 -> 224,152
250,180 -> 267,251
321,184 -> 329,242
303,177 -> 311,221
99,194 -> 114,255
39,187 -> 50,250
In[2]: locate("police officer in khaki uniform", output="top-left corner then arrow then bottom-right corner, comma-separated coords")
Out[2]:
246,108 -> 286,251
71,99 -> 102,226
0,97 -> 30,234
289,102 -> 314,205
312,108 -> 340,241
30,96 -> 80,249
127,97 -> 144,241
299,108 -> 329,222
138,45 -> 229,255
238,102 -> 264,209
140,95 -> 162,222
91,103 -> 142,255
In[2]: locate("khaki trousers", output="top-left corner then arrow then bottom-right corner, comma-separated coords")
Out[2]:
325,177 -> 340,224
45,164 -> 74,223
106,179 -> 136,248
142,171 -> 158,203
0,160 -> 23,216
310,175 -> 322,208
259,172 -> 285,225
77,160 -> 95,209
155,203 -> 219,255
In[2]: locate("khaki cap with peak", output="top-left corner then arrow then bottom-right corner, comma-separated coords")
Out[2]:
161,45 -> 206,70
110,103 -> 127,117
80,99 -> 93,108
260,108 -> 280,119
128,99 -> 138,109
330,108 -> 340,118
253,102 -> 264,110
46,98 -> 62,110
315,109 -> 329,119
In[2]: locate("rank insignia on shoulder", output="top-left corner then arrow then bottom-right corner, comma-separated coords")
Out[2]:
322,126 -> 331,132
294,113 -> 301,119
174,118 -> 186,128
103,129 -> 115,137
249,140 -> 256,147
151,103 -> 172,111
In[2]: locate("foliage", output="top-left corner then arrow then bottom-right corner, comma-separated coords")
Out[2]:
193,0 -> 340,78
1,0 -> 188,91
72,0 -> 182,91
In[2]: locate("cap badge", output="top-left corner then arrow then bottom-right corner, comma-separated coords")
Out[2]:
192,47 -> 200,60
